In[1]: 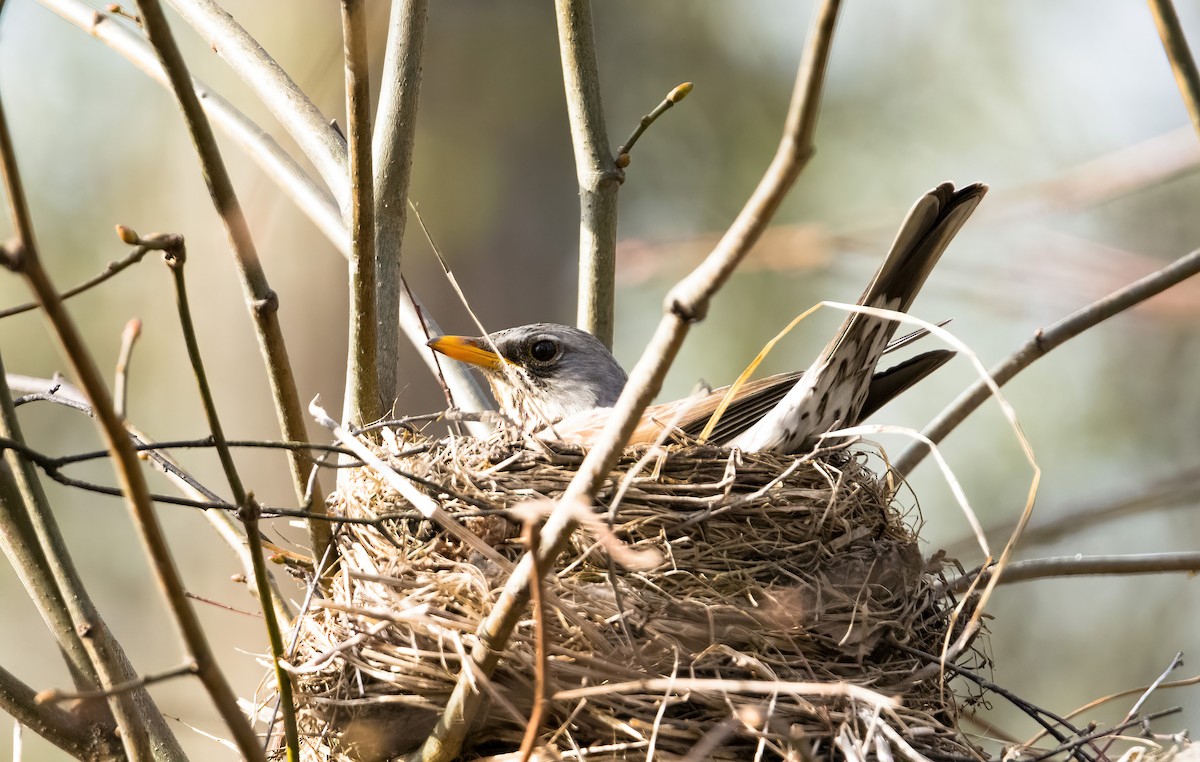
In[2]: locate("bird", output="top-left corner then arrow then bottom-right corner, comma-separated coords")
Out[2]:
428,182 -> 986,454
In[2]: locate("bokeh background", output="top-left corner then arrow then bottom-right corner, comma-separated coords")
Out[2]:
1,0 -> 1198,758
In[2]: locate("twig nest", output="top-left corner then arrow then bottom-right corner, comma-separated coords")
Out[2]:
284,432 -> 985,761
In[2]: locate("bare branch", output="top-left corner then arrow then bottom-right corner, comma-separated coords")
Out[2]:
35,0 -> 491,416
160,234 -> 300,760
0,662 -> 109,759
0,242 -> 151,319
556,0 -> 621,347
373,0 -> 429,406
131,0 -> 330,565
894,247 -> 1200,476
944,552 -> 1200,594
340,0 -> 381,430
414,2 -> 842,758
1147,0 -> 1200,140
161,0 -> 349,205
0,86 -> 187,762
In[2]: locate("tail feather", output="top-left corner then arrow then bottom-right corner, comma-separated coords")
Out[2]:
732,182 -> 986,453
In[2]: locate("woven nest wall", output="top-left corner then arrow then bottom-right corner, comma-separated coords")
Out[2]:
283,432 -> 986,761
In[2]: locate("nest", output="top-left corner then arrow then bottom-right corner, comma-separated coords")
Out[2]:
282,430 -> 987,761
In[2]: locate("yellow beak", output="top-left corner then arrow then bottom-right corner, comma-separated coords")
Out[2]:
426,335 -> 505,370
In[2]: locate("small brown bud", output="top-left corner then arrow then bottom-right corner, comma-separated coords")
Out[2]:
115,225 -> 139,245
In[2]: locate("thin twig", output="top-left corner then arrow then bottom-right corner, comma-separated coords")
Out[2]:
1028,708 -> 1182,762
131,0 -> 330,566
1024,671 -> 1200,748
162,236 -> 299,760
36,0 -> 491,415
1147,0 -> 1200,140
942,552 -> 1200,594
555,0 -> 622,347
372,0 -> 429,405
39,663 -> 197,704
0,85 -> 226,760
894,247 -> 1200,476
1101,651 -> 1184,757
0,243 -> 151,319
615,82 -> 694,166
413,3 -> 842,759
340,0 -> 381,429
113,318 -> 140,420
892,641 -> 1099,762
161,0 -> 348,203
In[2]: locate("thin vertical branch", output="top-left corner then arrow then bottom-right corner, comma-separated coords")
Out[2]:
373,0 -> 429,408
1148,0 -> 1200,139
131,0 -> 330,562
163,240 -> 300,761
555,0 -> 622,348
340,0 -> 381,428
415,2 -> 842,759
0,90 -> 259,761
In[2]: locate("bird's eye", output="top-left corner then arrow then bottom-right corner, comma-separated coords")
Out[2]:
529,339 -> 559,363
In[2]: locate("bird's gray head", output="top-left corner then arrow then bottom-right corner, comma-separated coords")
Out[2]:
427,323 -> 628,426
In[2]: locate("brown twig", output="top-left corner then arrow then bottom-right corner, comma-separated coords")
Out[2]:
160,0 -> 348,203
340,0 -> 381,429
893,641 -> 1100,762
1147,0 -> 1200,140
555,0 -> 622,348
130,0 -> 330,566
894,247 -> 1200,476
38,663 -> 197,704
372,0 -> 429,406
161,234 -> 299,760
0,243 -> 151,319
36,0 -> 491,417
113,318 -> 140,420
942,552 -> 1200,594
413,3 -> 842,759
0,87 -> 226,761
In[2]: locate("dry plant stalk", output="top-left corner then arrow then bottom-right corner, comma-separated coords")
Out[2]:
281,432 -> 986,761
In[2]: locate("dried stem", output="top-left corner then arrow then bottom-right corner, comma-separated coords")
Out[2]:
893,246 -> 1200,475
373,0 -> 429,406
1147,0 -> 1200,139
340,0 -> 381,428
414,2 -> 842,758
555,0 -> 621,348
0,87 -> 246,759
162,239 -> 300,760
131,0 -> 330,563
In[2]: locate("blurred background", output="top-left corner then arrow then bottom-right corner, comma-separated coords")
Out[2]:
1,0 -> 1198,758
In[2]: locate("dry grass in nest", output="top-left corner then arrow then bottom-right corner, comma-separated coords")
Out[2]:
280,430 -> 986,761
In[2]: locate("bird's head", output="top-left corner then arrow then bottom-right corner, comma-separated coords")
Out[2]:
427,323 -> 628,426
